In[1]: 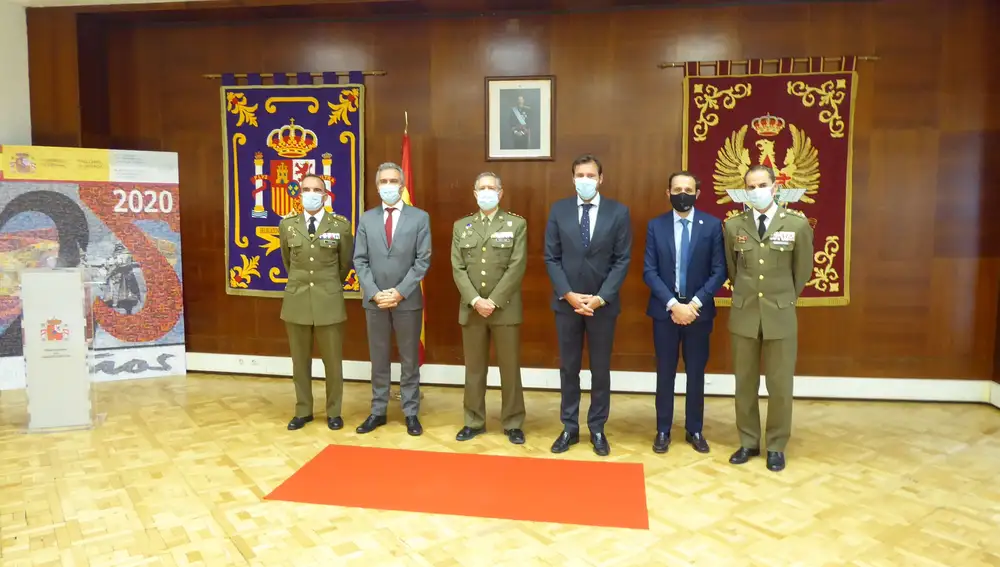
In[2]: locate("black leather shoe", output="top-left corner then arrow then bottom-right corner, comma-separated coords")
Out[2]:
653,432 -> 670,454
766,451 -> 785,472
406,416 -> 423,436
729,446 -> 761,464
685,432 -> 710,453
504,428 -> 525,444
591,432 -> 611,456
355,414 -> 387,434
327,416 -> 343,430
287,415 -> 313,430
550,430 -> 579,453
455,426 -> 485,441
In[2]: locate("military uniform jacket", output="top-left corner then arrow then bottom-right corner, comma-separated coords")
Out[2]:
450,209 -> 527,326
279,211 -> 355,326
723,206 -> 814,340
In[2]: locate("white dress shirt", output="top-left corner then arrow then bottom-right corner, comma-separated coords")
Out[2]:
577,192 -> 601,239
383,201 -> 404,239
303,209 -> 325,233
752,201 -> 779,233
666,209 -> 703,310
567,192 -> 605,307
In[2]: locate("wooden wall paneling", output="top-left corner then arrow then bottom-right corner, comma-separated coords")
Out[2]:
25,9 -> 82,147
24,0 -> 1000,380
77,15 -> 111,149
986,0 -> 1000,384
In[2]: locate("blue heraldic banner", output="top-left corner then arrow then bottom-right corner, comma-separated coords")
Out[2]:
221,71 -> 365,298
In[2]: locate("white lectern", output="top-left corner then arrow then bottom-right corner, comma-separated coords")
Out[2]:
20,268 -> 95,431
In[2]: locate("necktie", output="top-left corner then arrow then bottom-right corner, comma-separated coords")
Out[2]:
308,216 -> 316,236
679,218 -> 690,297
758,214 -> 767,239
581,204 -> 593,248
385,208 -> 395,248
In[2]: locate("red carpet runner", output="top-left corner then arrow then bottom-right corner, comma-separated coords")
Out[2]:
266,445 -> 649,529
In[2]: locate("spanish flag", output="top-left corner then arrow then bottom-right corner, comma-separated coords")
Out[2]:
399,115 -> 425,366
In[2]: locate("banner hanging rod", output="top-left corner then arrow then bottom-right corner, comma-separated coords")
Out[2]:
657,55 -> 878,69
202,71 -> 386,79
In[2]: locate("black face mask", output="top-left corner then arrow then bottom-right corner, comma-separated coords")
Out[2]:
670,192 -> 696,212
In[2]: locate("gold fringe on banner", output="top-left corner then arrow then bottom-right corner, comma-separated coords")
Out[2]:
203,71 -> 386,79
658,56 -> 878,69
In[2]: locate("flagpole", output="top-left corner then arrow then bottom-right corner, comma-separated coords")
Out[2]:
391,110 -> 425,401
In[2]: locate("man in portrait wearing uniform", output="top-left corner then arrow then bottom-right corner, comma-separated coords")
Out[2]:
724,164 -> 814,471
353,162 -> 432,436
451,172 -> 527,444
279,174 -> 355,431
508,95 -> 531,150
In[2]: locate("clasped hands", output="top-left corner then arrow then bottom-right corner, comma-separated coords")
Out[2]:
564,292 -> 603,316
374,288 -> 403,309
670,301 -> 700,325
472,297 -> 496,318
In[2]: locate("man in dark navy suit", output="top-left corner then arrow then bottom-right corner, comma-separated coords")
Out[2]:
544,154 -> 632,457
643,171 -> 726,454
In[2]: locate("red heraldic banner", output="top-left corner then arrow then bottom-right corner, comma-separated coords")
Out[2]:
682,57 -> 857,306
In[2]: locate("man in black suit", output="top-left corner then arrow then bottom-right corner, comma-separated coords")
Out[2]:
643,171 -> 726,454
543,154 -> 632,456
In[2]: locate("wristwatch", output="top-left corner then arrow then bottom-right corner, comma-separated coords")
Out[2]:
597,296 -> 606,307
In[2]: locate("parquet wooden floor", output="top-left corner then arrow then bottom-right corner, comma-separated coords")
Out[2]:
1,374 -> 999,567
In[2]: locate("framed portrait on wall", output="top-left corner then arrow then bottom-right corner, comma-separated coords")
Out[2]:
485,75 -> 555,161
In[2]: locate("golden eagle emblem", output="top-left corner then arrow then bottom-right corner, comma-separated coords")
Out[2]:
713,114 -> 820,205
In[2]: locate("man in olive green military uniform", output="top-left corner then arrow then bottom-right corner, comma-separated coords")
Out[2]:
450,172 -> 528,445
724,164 -> 813,472
279,174 -> 355,431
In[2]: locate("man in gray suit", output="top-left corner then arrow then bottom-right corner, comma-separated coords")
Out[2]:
544,154 -> 632,457
353,161 -> 432,436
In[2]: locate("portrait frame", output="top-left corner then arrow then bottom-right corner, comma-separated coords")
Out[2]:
485,75 -> 555,161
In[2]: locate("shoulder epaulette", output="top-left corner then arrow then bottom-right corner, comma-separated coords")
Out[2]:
282,211 -> 297,220
785,208 -> 806,218
504,211 -> 523,219
331,213 -> 350,222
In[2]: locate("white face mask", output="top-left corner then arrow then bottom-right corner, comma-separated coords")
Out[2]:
476,189 -> 499,211
301,191 -> 325,212
575,177 -> 598,200
747,186 -> 773,210
379,184 -> 401,205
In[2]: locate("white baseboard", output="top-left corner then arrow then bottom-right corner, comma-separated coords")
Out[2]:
0,345 -> 186,391
185,352 -> 995,404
